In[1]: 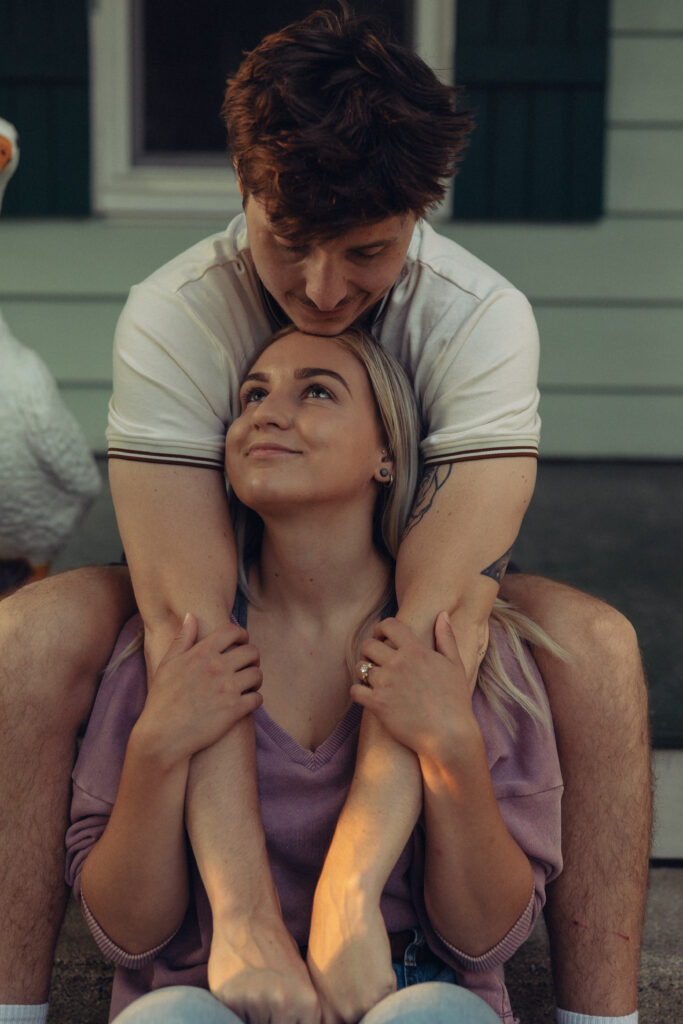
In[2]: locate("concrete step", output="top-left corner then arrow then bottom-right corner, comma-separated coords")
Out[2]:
48,866 -> 682,1024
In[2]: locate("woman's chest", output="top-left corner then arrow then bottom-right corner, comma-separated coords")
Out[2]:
254,632 -> 353,752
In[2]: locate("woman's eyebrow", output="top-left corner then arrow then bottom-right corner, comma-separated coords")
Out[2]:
295,367 -> 351,394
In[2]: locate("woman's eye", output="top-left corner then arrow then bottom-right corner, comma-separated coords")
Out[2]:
242,387 -> 267,405
304,383 -> 333,399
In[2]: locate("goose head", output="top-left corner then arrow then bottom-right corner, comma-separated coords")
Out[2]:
0,118 -> 20,212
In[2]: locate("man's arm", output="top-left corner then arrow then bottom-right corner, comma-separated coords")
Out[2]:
396,456 -> 536,664
109,460 -> 237,673
109,459 -> 321,1024
307,456 -> 536,1022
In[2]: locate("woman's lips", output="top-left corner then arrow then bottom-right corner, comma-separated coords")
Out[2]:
246,443 -> 301,456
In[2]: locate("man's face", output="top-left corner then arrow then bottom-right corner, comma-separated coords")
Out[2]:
244,195 -> 416,336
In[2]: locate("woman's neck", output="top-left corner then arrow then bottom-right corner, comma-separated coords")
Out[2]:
250,508 -> 392,631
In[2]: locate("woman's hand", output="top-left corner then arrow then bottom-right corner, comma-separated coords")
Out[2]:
350,612 -> 480,761
135,614 -> 263,769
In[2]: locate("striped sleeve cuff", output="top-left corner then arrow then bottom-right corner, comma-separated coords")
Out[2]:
434,888 -> 536,972
107,446 -> 224,471
423,445 -> 539,466
81,893 -> 179,969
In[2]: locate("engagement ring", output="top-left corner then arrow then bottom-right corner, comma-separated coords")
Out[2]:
359,661 -> 375,687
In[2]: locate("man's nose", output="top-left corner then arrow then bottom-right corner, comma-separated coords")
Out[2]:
304,254 -> 348,310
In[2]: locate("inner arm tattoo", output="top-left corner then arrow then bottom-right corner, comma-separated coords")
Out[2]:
403,466 -> 514,587
403,463 -> 453,539
480,545 -> 513,586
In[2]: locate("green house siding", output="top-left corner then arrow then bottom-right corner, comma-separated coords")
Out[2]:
453,0 -> 609,220
0,0 -> 90,216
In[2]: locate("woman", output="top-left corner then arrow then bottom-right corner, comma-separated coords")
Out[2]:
66,327 -> 563,1024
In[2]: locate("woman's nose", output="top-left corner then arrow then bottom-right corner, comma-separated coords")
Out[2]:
252,392 -> 291,428
304,254 -> 348,310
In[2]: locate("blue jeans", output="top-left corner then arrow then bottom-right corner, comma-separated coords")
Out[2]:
114,933 -> 500,1024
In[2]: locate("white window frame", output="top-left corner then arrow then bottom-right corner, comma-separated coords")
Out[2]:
89,0 -> 455,218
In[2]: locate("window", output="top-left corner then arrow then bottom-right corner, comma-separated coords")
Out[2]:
90,0 -> 454,217
452,0 -> 609,220
2,1 -> 607,220
0,0 -> 90,217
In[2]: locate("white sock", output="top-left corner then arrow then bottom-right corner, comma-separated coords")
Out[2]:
557,1011 -> 638,1024
0,1007 -> 49,1024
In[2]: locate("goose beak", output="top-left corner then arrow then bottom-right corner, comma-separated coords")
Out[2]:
0,135 -> 13,172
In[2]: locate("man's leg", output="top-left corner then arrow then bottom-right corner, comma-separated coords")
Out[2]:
501,574 -> 651,1017
0,567 -> 135,1007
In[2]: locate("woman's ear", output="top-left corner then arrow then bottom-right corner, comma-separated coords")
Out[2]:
374,450 -> 395,484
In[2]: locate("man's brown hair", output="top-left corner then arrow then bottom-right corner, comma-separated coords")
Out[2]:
222,4 -> 472,240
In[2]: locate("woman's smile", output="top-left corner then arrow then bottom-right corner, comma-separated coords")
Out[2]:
246,442 -> 302,458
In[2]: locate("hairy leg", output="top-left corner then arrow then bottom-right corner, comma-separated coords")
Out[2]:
501,573 -> 651,1014
0,566 -> 136,1002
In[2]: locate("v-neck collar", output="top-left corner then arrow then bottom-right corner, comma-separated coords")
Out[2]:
254,702 -> 362,771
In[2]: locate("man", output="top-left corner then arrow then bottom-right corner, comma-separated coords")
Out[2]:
0,7 -> 649,1024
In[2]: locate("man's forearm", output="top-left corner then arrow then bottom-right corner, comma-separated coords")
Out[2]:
316,713 -> 421,898
394,460 -> 531,675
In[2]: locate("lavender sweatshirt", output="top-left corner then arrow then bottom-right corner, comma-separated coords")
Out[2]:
66,611 -> 563,1023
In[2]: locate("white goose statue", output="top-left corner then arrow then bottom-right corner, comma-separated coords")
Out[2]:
0,117 -> 101,593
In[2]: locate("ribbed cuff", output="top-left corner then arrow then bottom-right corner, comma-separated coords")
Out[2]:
434,888 -> 535,971
82,892 -> 178,968
557,1010 -> 638,1024
0,1006 -> 49,1024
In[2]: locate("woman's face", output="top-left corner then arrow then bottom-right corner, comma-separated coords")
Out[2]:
225,331 -> 390,517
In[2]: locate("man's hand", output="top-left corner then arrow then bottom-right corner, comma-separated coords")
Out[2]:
136,615 -> 263,767
307,874 -> 395,1024
209,909 -> 322,1024
350,613 -> 480,761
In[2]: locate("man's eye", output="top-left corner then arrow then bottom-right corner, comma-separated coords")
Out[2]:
351,248 -> 383,261
276,240 -> 307,256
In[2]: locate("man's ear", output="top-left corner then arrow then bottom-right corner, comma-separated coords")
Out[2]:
233,160 -> 244,196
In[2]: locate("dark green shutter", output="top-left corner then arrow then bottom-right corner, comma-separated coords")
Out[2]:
0,0 -> 90,216
453,0 -> 609,221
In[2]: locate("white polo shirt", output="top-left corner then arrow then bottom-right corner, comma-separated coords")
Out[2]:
107,216 -> 540,469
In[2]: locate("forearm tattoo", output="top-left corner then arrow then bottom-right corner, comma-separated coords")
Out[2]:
403,463 -> 453,539
480,545 -> 513,586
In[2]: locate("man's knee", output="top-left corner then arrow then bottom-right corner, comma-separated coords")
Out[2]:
504,574 -> 648,742
0,565 -> 135,729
